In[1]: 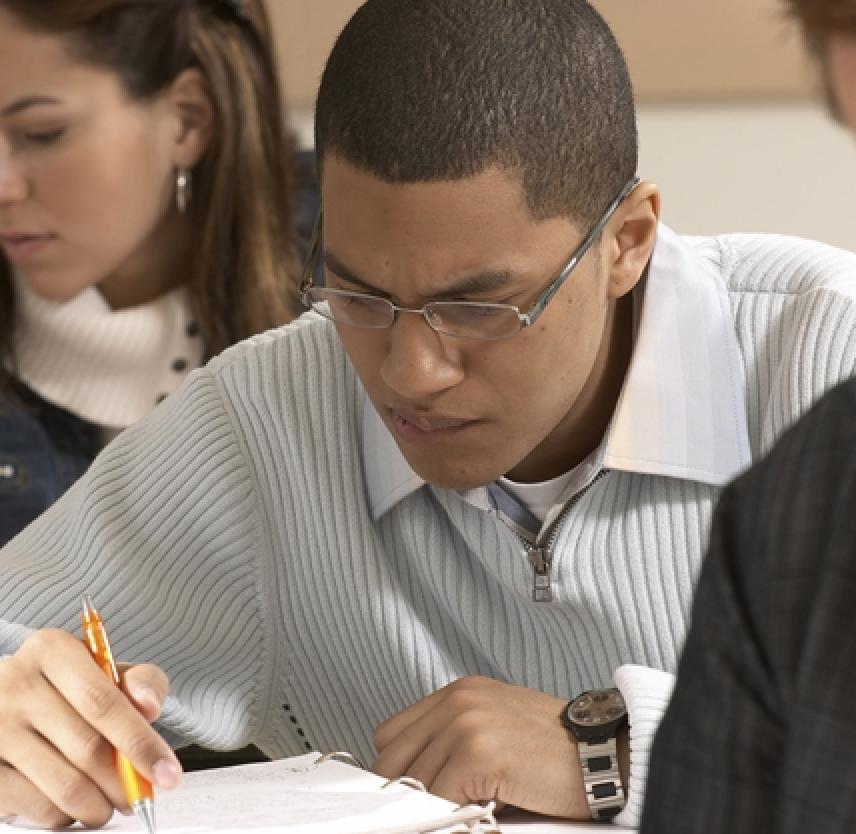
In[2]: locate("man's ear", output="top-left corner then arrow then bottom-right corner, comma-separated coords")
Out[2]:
606,182 -> 661,300
166,68 -> 214,169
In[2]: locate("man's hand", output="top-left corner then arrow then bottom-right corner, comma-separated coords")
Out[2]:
372,676 -> 620,820
0,629 -> 182,829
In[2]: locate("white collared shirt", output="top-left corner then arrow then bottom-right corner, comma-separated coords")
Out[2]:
363,223 -> 752,529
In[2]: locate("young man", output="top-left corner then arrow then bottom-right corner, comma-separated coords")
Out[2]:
641,3 -> 856,832
1,0 -> 856,828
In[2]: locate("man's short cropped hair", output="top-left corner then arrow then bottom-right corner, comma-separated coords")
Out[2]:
315,0 -> 637,226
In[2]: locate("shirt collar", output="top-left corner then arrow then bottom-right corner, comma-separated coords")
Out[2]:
362,224 -> 751,521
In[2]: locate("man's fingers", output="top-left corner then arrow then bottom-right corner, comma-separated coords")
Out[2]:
429,755 -> 498,808
372,693 -> 467,780
374,677 -> 493,752
0,760 -> 74,830
25,679 -> 130,813
421,721 -> 513,806
0,629 -> 180,830
1,733 -> 113,829
372,677 -> 584,819
119,664 -> 170,722
374,689 -> 445,752
396,735 -> 455,797
372,711 -> 432,778
34,634 -> 181,790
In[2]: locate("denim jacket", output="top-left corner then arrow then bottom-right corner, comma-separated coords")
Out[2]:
0,384 -> 100,547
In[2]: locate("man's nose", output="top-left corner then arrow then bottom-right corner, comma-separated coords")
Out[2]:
380,311 -> 465,401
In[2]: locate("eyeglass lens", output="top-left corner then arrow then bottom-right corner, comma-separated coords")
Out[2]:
306,288 -> 522,340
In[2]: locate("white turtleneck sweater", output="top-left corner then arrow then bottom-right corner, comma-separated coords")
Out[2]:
11,274 -> 204,440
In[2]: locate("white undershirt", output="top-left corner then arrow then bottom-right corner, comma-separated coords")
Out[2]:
499,469 -> 577,523
498,438 -> 608,524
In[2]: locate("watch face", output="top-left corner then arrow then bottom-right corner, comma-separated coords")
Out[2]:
568,689 -> 626,728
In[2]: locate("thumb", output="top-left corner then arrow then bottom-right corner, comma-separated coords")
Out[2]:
118,663 -> 170,723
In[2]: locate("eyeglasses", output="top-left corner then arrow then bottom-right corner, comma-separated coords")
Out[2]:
299,176 -> 640,342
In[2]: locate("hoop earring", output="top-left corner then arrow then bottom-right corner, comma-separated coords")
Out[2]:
176,168 -> 192,214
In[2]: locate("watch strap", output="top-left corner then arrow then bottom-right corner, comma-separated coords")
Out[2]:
577,736 -> 626,821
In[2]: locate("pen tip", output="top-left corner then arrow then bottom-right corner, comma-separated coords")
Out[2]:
134,800 -> 156,834
81,594 -> 95,617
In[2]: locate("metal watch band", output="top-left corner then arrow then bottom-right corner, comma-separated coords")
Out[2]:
577,737 -> 626,821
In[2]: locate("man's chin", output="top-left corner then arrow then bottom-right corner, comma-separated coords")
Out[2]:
404,453 -> 502,492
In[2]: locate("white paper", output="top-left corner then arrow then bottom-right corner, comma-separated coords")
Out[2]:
3,754 -> 493,834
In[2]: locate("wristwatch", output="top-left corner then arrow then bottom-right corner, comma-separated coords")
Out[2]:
559,687 -> 627,821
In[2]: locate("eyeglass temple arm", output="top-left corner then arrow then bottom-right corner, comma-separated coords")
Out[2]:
521,176 -> 641,327
300,211 -> 324,294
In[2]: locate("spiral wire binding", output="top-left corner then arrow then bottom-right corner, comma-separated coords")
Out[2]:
379,774 -> 499,831
381,775 -> 427,792
313,751 -> 498,832
314,750 -> 365,769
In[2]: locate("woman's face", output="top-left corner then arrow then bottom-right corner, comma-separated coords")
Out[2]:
0,8 -> 193,307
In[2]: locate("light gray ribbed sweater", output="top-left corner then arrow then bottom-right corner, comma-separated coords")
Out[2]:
2,231 -> 856,827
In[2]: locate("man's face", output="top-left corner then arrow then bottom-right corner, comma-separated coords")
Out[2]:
827,34 -> 856,134
321,157 -> 627,491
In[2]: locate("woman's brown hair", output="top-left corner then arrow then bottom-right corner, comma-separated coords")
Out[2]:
783,0 -> 856,121
784,0 -> 856,53
0,0 -> 300,391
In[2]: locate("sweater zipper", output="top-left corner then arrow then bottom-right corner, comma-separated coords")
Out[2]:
516,469 -> 609,603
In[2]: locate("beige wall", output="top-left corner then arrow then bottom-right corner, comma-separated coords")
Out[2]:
268,1 -> 856,253
595,0 -> 813,101
268,0 -> 816,111
267,1 -> 359,112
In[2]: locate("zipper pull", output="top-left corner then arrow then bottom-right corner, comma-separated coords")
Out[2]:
528,546 -> 552,602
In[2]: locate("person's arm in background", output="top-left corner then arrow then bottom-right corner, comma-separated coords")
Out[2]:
640,378 -> 856,834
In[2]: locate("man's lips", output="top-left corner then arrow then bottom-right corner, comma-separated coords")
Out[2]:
388,407 -> 479,432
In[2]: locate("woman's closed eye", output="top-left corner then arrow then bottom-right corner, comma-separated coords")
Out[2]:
22,127 -> 66,146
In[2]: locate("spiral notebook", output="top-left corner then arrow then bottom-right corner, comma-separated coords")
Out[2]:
2,752 -> 497,834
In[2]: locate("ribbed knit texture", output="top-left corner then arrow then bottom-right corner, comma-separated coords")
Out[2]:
614,666 -> 676,824
2,233 -> 856,827
12,275 -> 203,429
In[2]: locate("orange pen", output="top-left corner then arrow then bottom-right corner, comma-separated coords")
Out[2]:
81,596 -> 156,834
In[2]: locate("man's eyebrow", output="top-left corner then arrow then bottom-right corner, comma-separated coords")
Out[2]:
1,96 -> 64,118
323,251 -> 515,300
324,252 -> 380,293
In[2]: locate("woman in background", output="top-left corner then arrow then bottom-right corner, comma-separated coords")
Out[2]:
0,0 -> 303,547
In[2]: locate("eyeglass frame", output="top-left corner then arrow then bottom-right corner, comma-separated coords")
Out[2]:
299,175 -> 641,340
